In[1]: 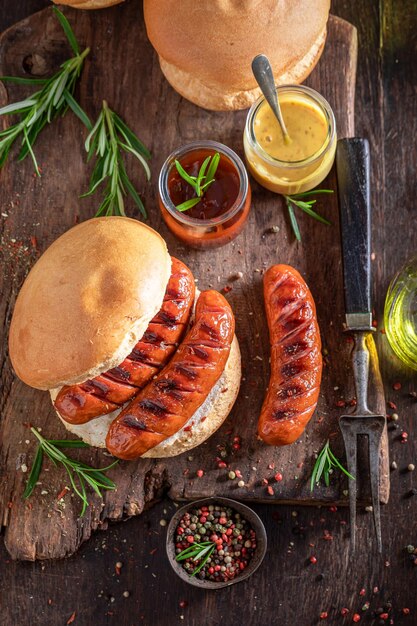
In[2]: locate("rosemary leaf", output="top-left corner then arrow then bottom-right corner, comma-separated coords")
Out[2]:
204,152 -> 220,188
53,6 -> 80,56
64,90 -> 92,130
287,202 -> 301,242
22,446 -> 44,499
176,197 -> 201,212
0,76 -> 48,85
174,159 -> 198,192
291,189 -> 334,199
0,99 -> 37,115
195,155 -> 211,195
294,200 -> 331,225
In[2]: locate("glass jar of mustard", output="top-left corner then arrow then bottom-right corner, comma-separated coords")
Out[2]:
243,85 -> 337,195
158,140 -> 251,249
384,256 -> 417,370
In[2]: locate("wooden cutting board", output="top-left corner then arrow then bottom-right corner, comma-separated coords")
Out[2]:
0,3 -> 389,561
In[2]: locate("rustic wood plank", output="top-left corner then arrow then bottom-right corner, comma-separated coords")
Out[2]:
1,0 -> 417,625
0,3 -> 389,563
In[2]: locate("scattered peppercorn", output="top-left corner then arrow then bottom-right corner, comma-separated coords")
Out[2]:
196,470 -> 204,478
407,464 -> 415,471
352,614 -> 361,622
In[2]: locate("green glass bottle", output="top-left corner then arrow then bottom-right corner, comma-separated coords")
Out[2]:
384,256 -> 417,370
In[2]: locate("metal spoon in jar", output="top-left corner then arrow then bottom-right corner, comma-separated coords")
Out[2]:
252,54 -> 291,145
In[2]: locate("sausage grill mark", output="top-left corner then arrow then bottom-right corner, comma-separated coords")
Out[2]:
277,385 -> 303,398
107,366 -> 131,382
122,416 -> 150,431
82,379 -> 110,395
200,321 -> 220,340
281,363 -> 301,378
174,364 -> 198,379
283,341 -> 308,356
154,311 -> 178,327
190,346 -> 209,360
272,409 -> 295,421
138,398 -> 169,416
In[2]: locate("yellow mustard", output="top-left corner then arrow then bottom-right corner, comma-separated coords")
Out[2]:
243,85 -> 337,195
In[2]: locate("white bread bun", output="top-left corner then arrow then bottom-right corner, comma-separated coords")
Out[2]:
143,0 -> 330,111
50,335 -> 241,457
9,217 -> 171,390
52,0 -> 124,9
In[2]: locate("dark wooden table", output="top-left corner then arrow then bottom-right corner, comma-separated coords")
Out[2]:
1,2 -> 416,625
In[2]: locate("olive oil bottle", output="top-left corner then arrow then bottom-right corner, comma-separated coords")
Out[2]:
384,256 -> 417,370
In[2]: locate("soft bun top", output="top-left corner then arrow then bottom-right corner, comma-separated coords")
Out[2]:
9,217 -> 171,390
144,0 -> 330,92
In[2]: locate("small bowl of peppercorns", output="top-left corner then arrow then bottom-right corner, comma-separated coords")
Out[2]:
166,497 -> 267,588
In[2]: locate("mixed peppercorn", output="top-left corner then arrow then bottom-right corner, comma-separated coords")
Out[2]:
174,504 -> 256,582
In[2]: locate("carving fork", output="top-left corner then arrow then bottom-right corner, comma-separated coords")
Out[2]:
336,138 -> 386,552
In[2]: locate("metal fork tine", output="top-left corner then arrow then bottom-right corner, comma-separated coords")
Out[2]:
340,423 -> 358,551
368,428 -> 383,553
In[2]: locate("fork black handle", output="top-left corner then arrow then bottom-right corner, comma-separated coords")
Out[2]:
336,138 -> 372,329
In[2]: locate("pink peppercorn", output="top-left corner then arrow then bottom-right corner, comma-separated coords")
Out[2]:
341,608 -> 349,616
359,588 -> 366,596
275,472 -> 283,482
392,381 -> 401,390
352,614 -> 361,622
403,608 -> 410,615
196,469 -> 204,477
309,556 -> 317,564
186,536 -> 194,544
219,517 -> 227,524
200,516 -> 207,524
267,485 -> 274,496
320,612 -> 328,620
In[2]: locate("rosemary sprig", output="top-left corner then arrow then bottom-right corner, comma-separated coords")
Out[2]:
176,541 -> 216,577
82,100 -> 151,217
310,439 -> 355,492
174,152 -> 220,212
23,427 -> 118,517
0,7 -> 89,175
284,189 -> 333,242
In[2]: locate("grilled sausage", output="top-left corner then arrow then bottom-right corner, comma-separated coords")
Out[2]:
258,264 -> 322,446
106,290 -> 235,460
54,257 -> 195,424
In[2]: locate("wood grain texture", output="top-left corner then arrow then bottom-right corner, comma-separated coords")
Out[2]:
1,0 -> 417,624
0,3 -> 391,561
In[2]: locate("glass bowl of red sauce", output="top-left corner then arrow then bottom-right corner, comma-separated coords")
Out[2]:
158,140 -> 251,249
